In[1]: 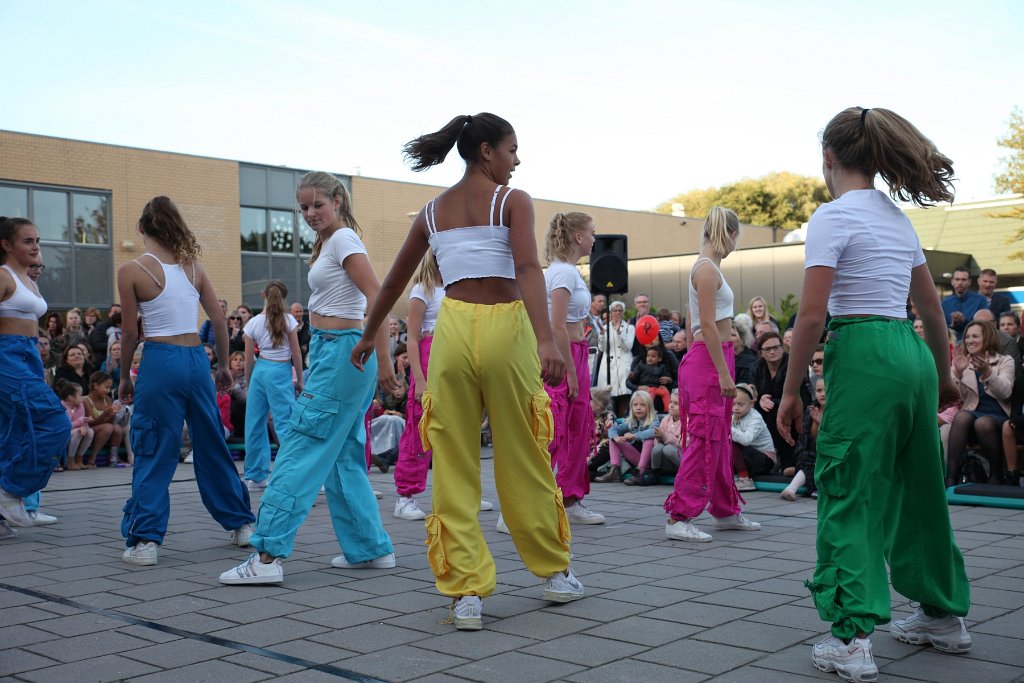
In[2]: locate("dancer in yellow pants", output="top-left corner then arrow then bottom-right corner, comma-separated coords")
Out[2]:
353,112 -> 582,631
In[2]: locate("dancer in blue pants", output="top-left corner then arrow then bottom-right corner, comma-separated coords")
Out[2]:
220,171 -> 395,585
0,216 -> 69,530
117,196 -> 255,566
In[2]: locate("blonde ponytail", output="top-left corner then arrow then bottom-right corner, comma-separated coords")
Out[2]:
544,211 -> 593,264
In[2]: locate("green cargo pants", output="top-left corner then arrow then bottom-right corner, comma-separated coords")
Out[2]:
808,317 -> 970,640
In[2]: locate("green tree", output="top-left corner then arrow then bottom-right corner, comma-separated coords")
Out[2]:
657,171 -> 830,230
995,108 -> 1024,258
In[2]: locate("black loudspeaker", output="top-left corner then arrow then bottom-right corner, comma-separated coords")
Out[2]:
590,234 -> 628,294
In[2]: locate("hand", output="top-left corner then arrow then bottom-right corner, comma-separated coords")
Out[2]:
566,368 -> 579,401
777,394 -> 804,446
378,362 -> 400,396
969,355 -> 991,379
938,378 -> 960,411
718,373 -> 736,399
414,381 -> 425,403
809,404 -> 823,426
654,427 -> 664,439
659,376 -> 672,385
950,311 -> 965,326
78,426 -> 88,436
215,367 -> 232,392
294,381 -> 304,398
350,335 -> 375,372
951,349 -> 970,376
538,340 -> 566,387
759,393 -> 775,411
624,432 -> 635,441
118,379 -> 135,405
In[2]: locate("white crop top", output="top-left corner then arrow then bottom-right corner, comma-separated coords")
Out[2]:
426,185 -> 517,287
244,312 -> 298,361
410,283 -> 444,334
688,258 -> 734,336
545,261 -> 590,323
805,190 -> 926,318
135,254 -> 200,337
307,228 -> 368,320
0,264 -> 47,321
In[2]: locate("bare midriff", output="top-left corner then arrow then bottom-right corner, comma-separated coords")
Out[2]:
0,318 -> 41,338
146,332 -> 202,346
446,277 -> 520,305
566,320 -> 586,343
310,313 -> 362,331
692,318 -> 734,344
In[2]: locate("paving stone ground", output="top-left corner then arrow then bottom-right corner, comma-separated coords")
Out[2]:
2,450 -> 1023,682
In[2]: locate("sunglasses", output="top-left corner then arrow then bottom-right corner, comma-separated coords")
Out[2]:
812,358 -> 824,365
761,344 -> 782,352
229,316 -> 242,320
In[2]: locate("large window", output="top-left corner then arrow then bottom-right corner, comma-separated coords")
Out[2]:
239,164 -> 350,309
0,181 -> 113,310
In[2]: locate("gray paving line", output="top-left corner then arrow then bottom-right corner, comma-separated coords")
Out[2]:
0,582 -> 387,682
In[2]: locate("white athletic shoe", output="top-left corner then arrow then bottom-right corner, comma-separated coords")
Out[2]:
734,476 -> 756,492
219,552 -> 283,585
890,607 -> 971,653
479,499 -> 494,511
542,567 -> 585,603
122,541 -> 158,566
565,501 -> 605,525
28,510 -> 58,526
495,514 -> 510,534
183,450 -> 194,464
394,497 -> 426,521
0,488 -> 32,527
665,520 -> 712,542
451,595 -> 483,630
811,635 -> 878,682
331,552 -> 396,569
712,513 -> 761,531
230,523 -> 254,547
373,489 -> 383,499
246,479 -> 268,492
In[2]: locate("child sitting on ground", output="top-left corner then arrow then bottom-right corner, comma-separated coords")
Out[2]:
56,380 -> 93,471
596,390 -> 658,486
781,376 -> 826,500
651,389 -> 683,476
731,383 -> 777,491
628,346 -> 673,412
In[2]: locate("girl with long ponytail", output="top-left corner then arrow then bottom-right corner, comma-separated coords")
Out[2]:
241,280 -> 304,490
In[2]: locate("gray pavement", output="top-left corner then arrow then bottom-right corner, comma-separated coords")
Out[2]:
2,452 -> 1023,682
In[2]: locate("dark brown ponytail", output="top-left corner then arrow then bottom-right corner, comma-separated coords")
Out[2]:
403,113 -> 515,171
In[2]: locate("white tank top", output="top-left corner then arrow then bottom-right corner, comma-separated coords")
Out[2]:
426,185 -> 517,287
135,254 -> 200,337
410,283 -> 444,334
688,258 -> 734,336
0,264 -> 47,321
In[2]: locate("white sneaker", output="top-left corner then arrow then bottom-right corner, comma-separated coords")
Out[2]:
183,450 -> 194,464
373,489 -> 383,499
712,513 -> 761,531
495,514 -> 510,534
780,488 -> 798,501
734,476 -> 756,492
394,497 -> 426,521
122,541 -> 158,566
0,488 -> 32,527
542,567 -> 585,603
246,479 -> 268,492
219,552 -> 283,585
479,499 -> 494,511
231,523 -> 254,547
451,595 -> 482,630
891,607 -> 971,653
665,520 -> 712,542
331,552 -> 396,569
28,510 -> 58,526
811,635 -> 878,682
565,501 -> 605,525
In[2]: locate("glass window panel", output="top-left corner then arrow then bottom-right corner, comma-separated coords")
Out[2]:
239,166 -> 267,206
241,254 -> 270,309
0,186 -> 28,219
74,247 -> 114,308
72,194 -> 110,245
268,169 -> 296,208
297,213 -> 315,254
270,210 -> 294,254
270,256 -> 298,297
32,190 -> 69,242
240,208 -> 267,253
38,244 -> 73,309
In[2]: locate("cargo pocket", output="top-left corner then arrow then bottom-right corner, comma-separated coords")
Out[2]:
290,392 -> 339,440
814,430 -> 853,498
255,486 -> 297,532
418,391 -> 434,451
424,513 -> 449,577
806,563 -> 842,622
129,414 -> 158,458
531,392 -> 554,450
552,490 -> 571,546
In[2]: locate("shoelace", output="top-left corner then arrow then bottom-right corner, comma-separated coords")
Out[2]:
236,553 -> 260,578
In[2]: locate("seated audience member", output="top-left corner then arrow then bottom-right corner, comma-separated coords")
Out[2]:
236,304 -> 254,326
651,389 -> 683,476
946,320 -> 1014,485
587,387 -> 615,479
748,295 -> 779,331
752,331 -> 806,471
387,315 -> 407,361
102,340 -> 123,392
977,268 -> 1011,319
596,390 -> 658,485
781,376 -> 827,500
975,308 -> 1023,411
669,310 -> 683,328
782,328 -> 794,353
228,351 -> 247,436
83,371 -> 126,468
657,307 -> 680,344
730,384 -> 776,491
54,345 -> 91,395
203,344 -> 216,369
913,317 -> 926,339
381,344 -> 409,416
75,341 -> 96,375
753,319 -> 780,351
54,308 -> 87,358
732,319 -> 757,386
45,311 -> 64,344
227,310 -> 246,355
942,267 -> 986,340
36,331 -> 57,387
627,346 -> 673,411
666,329 -> 687,362
105,310 -> 123,352
199,298 -> 229,346
56,379 -> 93,471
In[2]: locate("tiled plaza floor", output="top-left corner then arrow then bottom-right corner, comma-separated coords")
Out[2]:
2,452 -> 1022,682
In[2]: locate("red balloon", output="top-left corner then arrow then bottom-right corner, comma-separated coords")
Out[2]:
636,314 -> 660,345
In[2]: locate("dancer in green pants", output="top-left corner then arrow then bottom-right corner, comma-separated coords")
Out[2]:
779,106 -> 971,683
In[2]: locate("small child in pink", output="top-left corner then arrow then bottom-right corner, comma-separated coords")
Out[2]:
651,389 -> 683,475
56,380 -> 93,471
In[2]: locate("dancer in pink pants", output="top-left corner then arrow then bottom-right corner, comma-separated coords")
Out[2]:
663,206 -> 760,542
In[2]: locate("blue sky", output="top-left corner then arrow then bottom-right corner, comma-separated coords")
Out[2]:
2,0 -> 1021,211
